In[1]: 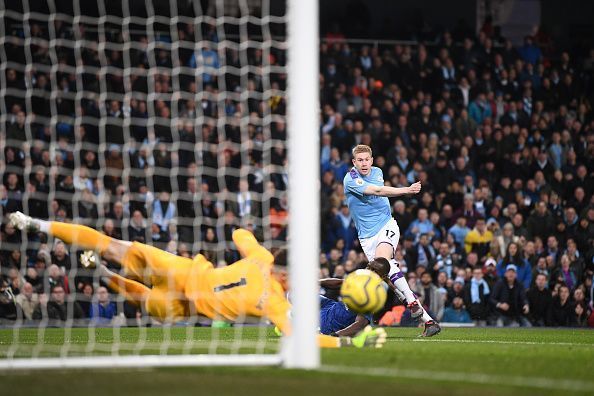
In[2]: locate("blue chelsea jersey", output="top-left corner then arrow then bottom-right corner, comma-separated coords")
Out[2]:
343,166 -> 392,238
319,296 -> 373,335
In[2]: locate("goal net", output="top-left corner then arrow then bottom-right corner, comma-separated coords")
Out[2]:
0,0 -> 319,369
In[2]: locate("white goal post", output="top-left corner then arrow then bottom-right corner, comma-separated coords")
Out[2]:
284,0 -> 320,369
0,0 -> 319,370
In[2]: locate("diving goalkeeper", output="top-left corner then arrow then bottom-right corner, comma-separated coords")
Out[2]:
9,211 -> 385,349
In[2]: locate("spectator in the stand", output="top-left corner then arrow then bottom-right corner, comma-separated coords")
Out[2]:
406,208 -> 434,240
547,285 -> 576,327
518,36 -> 542,65
331,204 -> 357,256
128,210 -> 147,242
526,201 -> 555,241
446,276 -> 466,307
234,180 -> 259,220
15,282 -> 39,320
433,242 -> 455,279
32,285 -> 84,321
448,216 -> 470,248
51,241 -> 71,271
77,283 -> 94,317
324,148 -> 349,181
442,296 -> 472,323
454,194 -> 481,228
89,286 -> 118,324
411,233 -> 436,274
573,288 -> 590,327
464,266 -> 491,326
495,222 -> 519,258
47,264 -> 69,294
152,191 -> 176,232
490,264 -> 531,327
417,271 -> 444,321
527,273 -> 552,326
551,254 -> 579,292
393,200 -> 412,236
496,242 -> 532,290
150,223 -> 170,248
464,217 -> 493,258
468,92 -> 492,124
0,279 -> 17,320
103,218 -> 121,240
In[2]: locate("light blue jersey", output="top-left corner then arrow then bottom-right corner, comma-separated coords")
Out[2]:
343,166 -> 392,238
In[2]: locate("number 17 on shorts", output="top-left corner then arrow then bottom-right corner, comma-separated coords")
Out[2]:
360,218 -> 400,261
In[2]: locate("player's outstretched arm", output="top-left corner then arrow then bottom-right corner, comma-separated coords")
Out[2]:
267,293 -> 386,348
232,228 -> 274,263
363,181 -> 421,197
331,315 -> 369,337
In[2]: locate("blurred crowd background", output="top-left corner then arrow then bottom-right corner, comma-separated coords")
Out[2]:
0,1 -> 593,327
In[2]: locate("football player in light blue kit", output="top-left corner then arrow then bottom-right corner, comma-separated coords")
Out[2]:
343,144 -> 441,337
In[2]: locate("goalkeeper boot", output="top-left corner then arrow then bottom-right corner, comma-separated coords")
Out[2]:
349,326 -> 387,348
420,320 -> 441,337
80,250 -> 99,268
9,211 -> 39,232
407,300 -> 423,319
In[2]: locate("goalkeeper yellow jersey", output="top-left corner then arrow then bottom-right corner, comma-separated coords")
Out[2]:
184,229 -> 291,333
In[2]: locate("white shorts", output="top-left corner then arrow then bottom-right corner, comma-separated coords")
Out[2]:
359,218 -> 400,262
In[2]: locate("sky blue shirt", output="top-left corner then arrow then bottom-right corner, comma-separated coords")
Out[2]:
343,166 -> 392,238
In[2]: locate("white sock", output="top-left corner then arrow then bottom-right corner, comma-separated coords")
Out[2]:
420,310 -> 433,324
37,219 -> 51,233
388,260 -> 417,304
393,276 -> 416,304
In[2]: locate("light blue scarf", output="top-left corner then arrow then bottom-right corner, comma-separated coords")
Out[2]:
470,278 -> 489,304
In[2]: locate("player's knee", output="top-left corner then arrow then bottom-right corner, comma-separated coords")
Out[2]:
375,242 -> 394,259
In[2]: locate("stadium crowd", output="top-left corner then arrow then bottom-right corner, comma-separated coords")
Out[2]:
318,26 -> 594,327
0,5 -> 593,327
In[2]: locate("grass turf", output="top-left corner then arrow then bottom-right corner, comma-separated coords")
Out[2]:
1,326 -> 593,396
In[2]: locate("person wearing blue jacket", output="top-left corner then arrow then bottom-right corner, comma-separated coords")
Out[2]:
496,242 -> 532,290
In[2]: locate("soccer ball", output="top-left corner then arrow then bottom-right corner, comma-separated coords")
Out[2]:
340,269 -> 387,314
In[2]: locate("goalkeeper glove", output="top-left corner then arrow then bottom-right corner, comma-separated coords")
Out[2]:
340,326 -> 387,348
80,250 -> 98,268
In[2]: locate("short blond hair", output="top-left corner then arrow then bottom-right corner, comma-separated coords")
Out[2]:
352,144 -> 372,157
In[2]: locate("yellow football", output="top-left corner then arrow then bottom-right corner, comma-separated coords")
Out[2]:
340,269 -> 387,314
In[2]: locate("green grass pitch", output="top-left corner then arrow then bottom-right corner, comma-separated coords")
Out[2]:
1,326 -> 593,396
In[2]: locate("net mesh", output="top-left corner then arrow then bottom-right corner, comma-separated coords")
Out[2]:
0,0 -> 290,362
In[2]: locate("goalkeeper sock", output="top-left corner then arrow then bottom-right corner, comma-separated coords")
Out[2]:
49,222 -> 112,254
